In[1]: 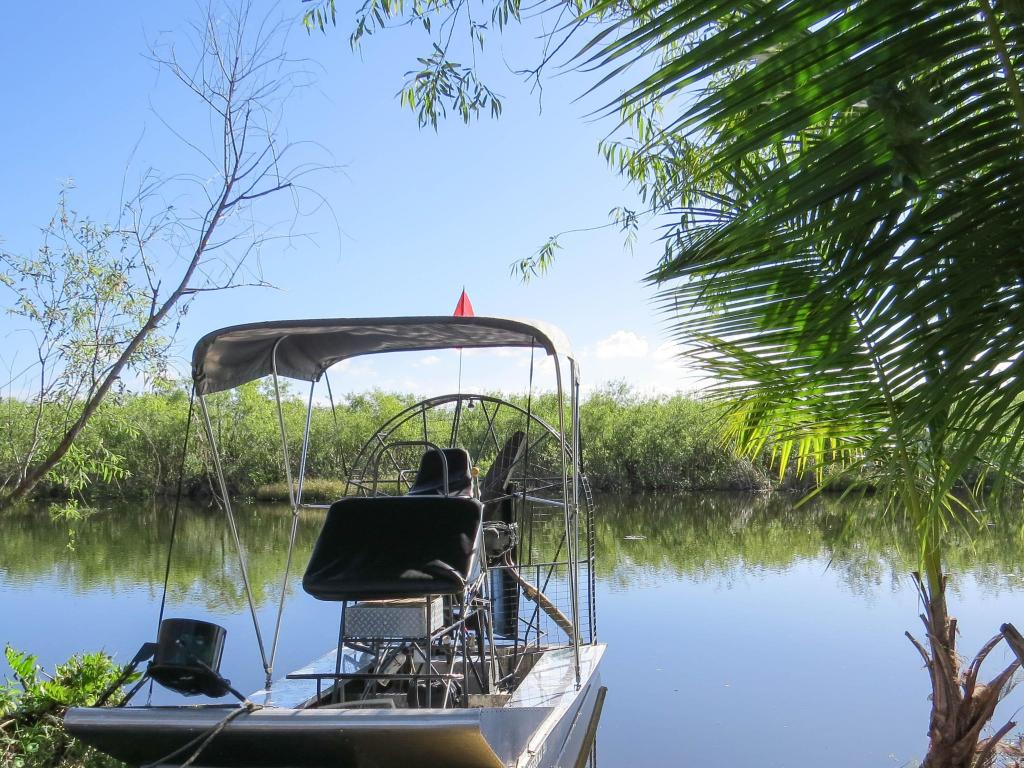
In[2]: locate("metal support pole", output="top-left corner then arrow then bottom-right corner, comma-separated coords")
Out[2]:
571,360 -> 583,647
198,395 -> 270,678
334,601 -> 348,704
271,338 -> 296,509
269,376 -> 316,674
460,604 -> 471,706
554,357 -> 581,688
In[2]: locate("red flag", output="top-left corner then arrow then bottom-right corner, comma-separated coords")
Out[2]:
453,289 -> 475,317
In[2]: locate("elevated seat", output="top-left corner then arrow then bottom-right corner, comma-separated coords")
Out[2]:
302,496 -> 483,602
407,448 -> 473,496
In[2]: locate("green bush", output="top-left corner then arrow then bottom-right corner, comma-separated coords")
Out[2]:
2,382 -> 772,500
1,647 -> 128,768
579,383 -> 767,492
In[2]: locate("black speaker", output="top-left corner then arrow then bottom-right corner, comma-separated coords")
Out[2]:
148,618 -> 230,697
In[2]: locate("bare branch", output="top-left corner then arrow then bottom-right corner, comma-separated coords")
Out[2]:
0,1 -> 324,507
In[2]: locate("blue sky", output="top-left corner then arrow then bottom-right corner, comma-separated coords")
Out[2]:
0,2 -> 700,397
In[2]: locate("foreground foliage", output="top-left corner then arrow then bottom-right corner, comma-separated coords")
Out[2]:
1,647 -> 127,768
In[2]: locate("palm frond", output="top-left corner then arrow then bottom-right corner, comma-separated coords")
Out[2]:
584,0 -> 1024,549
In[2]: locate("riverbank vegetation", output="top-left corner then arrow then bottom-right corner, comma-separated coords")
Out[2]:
1,647 -> 128,768
0,382 -> 768,503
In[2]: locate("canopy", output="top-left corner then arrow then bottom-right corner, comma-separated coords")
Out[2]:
191,316 -> 574,394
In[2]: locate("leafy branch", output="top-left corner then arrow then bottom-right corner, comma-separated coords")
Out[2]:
0,3 -> 326,508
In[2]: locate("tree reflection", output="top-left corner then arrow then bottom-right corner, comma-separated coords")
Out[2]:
2,494 -> 1022,605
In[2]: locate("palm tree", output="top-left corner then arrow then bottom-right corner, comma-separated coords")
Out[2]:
584,2 -> 1024,765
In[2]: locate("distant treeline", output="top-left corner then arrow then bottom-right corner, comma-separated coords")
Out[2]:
1,382 -> 772,501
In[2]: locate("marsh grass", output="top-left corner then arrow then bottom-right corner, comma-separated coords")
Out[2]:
253,478 -> 348,503
2,384 -> 771,501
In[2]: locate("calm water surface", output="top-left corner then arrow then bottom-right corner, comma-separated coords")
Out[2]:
4,493 -> 1024,767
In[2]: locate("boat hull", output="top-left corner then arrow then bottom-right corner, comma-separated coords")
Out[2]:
65,645 -> 605,768
519,665 -> 605,768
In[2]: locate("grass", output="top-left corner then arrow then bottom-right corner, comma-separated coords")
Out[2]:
253,478 -> 348,503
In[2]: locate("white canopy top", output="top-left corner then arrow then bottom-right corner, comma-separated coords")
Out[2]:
191,316 -> 574,394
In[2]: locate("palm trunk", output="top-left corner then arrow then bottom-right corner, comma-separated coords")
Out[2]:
913,559 -> 1019,768
919,562 -> 962,768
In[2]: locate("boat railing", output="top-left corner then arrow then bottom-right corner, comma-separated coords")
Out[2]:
488,558 -> 592,649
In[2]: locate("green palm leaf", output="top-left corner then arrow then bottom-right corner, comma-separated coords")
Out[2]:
579,1 -> 1024,550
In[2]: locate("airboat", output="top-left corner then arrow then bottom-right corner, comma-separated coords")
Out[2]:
66,316 -> 606,768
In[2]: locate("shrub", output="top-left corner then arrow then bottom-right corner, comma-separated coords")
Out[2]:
1,647 -> 128,768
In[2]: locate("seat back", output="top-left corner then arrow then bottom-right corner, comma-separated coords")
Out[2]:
407,448 -> 473,496
302,495 -> 483,602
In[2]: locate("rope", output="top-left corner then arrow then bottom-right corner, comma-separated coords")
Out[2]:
139,703 -> 261,768
324,373 -> 349,480
457,348 -> 464,397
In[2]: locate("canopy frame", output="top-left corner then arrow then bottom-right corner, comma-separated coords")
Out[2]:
191,316 -> 585,691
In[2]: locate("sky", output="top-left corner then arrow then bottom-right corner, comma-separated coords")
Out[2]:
0,2 -> 702,398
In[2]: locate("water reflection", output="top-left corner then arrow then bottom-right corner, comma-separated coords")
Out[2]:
0,501 -> 324,609
4,494 -> 1024,767
4,494 -> 1023,601
597,492 -> 1024,586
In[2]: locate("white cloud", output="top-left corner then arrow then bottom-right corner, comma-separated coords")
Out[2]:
652,341 -> 682,362
594,330 -> 649,360
574,334 -> 710,396
416,355 -> 442,367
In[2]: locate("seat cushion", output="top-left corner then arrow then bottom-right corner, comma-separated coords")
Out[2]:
303,496 -> 483,601
407,448 -> 473,496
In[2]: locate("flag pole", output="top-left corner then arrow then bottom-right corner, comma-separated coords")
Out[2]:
453,287 -> 474,397
457,345 -> 464,397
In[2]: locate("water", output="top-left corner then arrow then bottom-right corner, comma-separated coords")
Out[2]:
4,493 -> 1024,767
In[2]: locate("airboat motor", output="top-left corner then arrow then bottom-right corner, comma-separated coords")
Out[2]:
148,618 -> 231,698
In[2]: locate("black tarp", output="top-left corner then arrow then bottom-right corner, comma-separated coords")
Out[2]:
191,316 -> 574,394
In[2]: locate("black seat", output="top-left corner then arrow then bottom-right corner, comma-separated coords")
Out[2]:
302,495 -> 483,601
407,448 -> 473,496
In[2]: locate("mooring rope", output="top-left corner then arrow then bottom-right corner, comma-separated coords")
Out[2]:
139,702 -> 261,768
324,372 -> 349,479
